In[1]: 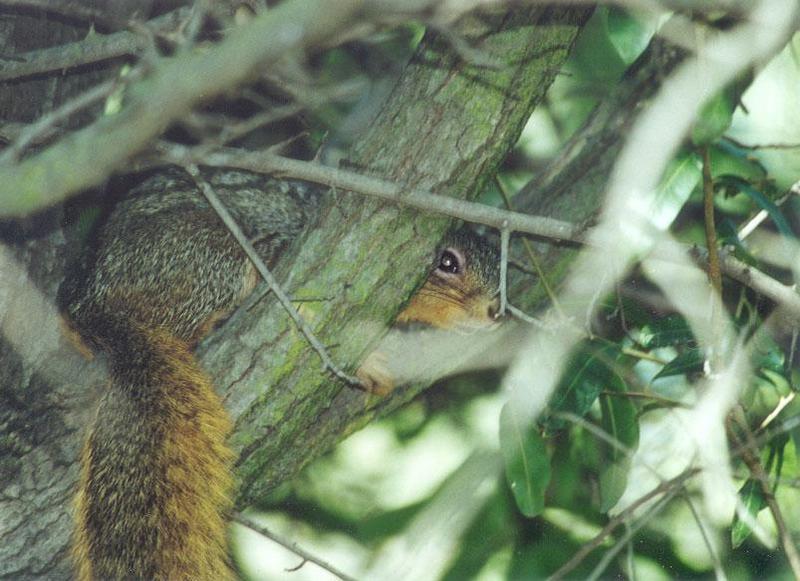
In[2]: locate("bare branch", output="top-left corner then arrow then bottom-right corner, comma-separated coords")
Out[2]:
181,149 -> 800,320
549,469 -> 699,580
0,0 -> 152,28
0,8 -> 190,82
232,512 -> 358,581
0,79 -> 117,162
724,135 -> 800,150
0,0 -> 502,219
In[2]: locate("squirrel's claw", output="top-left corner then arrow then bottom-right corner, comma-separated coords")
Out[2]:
356,351 -> 395,396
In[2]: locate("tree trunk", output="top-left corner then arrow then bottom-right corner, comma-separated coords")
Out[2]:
0,6 -> 592,578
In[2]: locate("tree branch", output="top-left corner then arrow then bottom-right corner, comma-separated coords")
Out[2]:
176,148 -> 800,320
0,7 -> 190,83
0,0 -> 493,218
0,6 -> 592,576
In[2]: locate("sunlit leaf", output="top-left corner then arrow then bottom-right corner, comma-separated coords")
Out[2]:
598,375 -> 639,511
500,403 -> 551,517
759,369 -> 791,393
650,152 -> 702,230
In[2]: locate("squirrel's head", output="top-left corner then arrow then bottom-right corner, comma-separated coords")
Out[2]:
397,229 -> 501,332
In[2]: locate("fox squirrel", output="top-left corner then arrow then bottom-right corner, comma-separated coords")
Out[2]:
65,167 -> 500,580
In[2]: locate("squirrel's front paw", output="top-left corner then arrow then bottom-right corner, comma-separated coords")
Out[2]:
356,351 -> 395,396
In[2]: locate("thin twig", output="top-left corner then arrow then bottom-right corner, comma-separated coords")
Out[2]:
729,416 -> 800,579
702,146 -> 723,297
738,180 -> 797,241
619,348 -> 668,365
702,145 -> 725,373
624,521 -> 636,581
548,469 -> 699,580
214,105 -> 304,145
599,390 -> 688,408
0,0 -> 406,218
231,512 -> 358,581
499,223 -> 510,316
0,79 -> 118,163
182,163 -> 362,386
0,8 -> 191,82
0,0 -> 129,28
736,414 -> 800,458
554,411 -> 635,459
682,493 -> 727,580
587,491 -> 679,581
506,304 -> 549,327
724,135 -> 800,150
495,174 -> 566,316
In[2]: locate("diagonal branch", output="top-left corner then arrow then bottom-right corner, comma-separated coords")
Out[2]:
183,163 -> 361,386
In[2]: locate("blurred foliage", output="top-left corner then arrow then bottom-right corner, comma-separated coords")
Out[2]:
233,7 -> 800,581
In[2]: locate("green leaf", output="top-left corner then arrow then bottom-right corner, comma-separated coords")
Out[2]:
731,479 -> 768,548
653,348 -> 704,380
650,152 -> 702,230
722,177 -> 793,237
598,375 -> 639,511
692,89 -> 737,146
716,219 -> 758,266
751,335 -> 785,376
499,403 -> 551,517
569,8 -> 627,84
639,315 -> 695,349
605,7 -> 652,65
547,342 -> 625,429
709,142 -> 767,182
758,368 -> 790,393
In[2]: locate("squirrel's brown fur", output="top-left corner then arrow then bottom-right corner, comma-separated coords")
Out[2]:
66,167 -> 499,579
72,322 -> 234,580
67,168 -> 314,580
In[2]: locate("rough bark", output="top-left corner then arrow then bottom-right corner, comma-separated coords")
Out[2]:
210,6 -> 593,507
0,6 -> 124,579
0,6 -> 592,578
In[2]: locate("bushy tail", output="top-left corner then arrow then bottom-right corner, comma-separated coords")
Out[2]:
72,321 -> 234,580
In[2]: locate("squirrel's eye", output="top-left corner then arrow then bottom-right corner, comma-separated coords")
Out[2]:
438,250 -> 461,274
